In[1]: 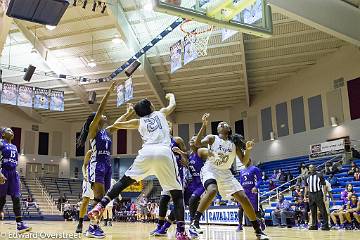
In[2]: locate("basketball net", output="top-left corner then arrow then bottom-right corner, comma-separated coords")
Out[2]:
180,19 -> 214,57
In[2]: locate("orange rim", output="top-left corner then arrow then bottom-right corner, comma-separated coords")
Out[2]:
180,19 -> 214,36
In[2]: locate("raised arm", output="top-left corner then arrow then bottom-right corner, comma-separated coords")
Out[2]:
197,148 -> 209,161
236,140 -> 254,166
107,103 -> 135,133
89,81 -> 117,139
82,150 -> 92,182
172,137 -> 188,167
195,113 -> 214,148
109,119 -> 140,130
160,93 -> 176,116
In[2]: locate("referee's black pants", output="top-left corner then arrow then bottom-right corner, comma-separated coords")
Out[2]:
309,191 -> 328,227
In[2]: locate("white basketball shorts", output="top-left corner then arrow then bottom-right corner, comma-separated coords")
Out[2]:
82,180 -> 94,199
200,163 -> 243,200
125,145 -> 182,192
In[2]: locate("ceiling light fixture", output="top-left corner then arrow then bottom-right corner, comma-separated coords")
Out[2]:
88,35 -> 96,68
45,25 -> 56,30
143,2 -> 153,11
83,0 -> 88,9
112,35 -> 122,44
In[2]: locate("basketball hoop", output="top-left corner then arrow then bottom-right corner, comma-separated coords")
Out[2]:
180,19 -> 214,57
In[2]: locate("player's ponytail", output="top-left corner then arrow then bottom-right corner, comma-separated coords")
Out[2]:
76,113 -> 96,148
231,133 -> 246,151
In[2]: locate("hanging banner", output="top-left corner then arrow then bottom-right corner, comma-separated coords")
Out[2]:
1,82 -> 17,106
117,84 -> 125,107
222,29 -> 237,42
124,78 -> 133,102
183,35 -> 198,65
49,90 -> 64,112
170,40 -> 182,73
34,87 -> 49,110
309,139 -> 345,159
17,85 -> 33,108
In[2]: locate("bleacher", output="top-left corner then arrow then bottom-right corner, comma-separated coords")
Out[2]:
2,177 -> 43,220
40,177 -> 82,205
257,156 -> 360,223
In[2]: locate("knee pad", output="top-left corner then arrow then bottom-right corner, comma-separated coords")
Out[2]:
204,179 -> 217,190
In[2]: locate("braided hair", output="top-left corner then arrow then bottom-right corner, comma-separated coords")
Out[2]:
76,112 -> 96,149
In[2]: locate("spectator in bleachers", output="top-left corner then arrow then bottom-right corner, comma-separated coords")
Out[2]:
63,201 -> 72,221
270,170 -> 277,180
278,170 -> 287,183
328,174 -> 339,187
286,171 -> 294,183
292,185 -> 304,198
269,180 -> 276,191
353,167 -> 360,181
331,160 -> 343,175
341,184 -> 355,202
351,147 -> 360,159
344,194 -> 360,229
299,163 -> 308,176
348,162 -> 358,175
25,196 -> 39,210
271,194 -> 294,227
261,172 -> 268,181
324,161 -> 333,175
57,194 -> 67,211
293,197 -> 308,228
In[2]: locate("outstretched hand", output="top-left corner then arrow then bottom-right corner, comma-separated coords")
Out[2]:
126,103 -> 135,115
202,113 -> 210,125
246,140 -> 255,150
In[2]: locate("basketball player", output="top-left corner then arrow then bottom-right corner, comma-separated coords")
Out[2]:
153,136 -> 205,238
237,158 -> 265,232
150,122 -> 187,236
190,113 -> 268,240
88,93 -> 191,240
0,127 -> 31,233
103,178 -> 118,227
76,150 -> 94,233
77,81 -> 133,238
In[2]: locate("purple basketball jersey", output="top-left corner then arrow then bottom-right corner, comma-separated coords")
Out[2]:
90,129 -> 112,163
0,139 -> 18,170
239,165 -> 262,191
0,139 -> 20,197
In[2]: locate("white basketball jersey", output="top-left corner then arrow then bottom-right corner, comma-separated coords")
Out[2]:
207,135 -> 236,170
138,111 -> 171,146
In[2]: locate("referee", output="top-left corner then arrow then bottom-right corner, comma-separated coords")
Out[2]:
304,164 -> 330,230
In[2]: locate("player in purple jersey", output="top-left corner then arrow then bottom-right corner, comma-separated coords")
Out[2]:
150,122 -> 187,237
237,159 -> 265,232
76,82 -> 134,238
0,127 -> 31,233
344,194 -> 360,229
152,136 -> 205,238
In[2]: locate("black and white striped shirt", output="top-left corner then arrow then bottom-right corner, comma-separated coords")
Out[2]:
305,173 -> 325,193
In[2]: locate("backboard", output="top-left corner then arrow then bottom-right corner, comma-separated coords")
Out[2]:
153,0 -> 273,38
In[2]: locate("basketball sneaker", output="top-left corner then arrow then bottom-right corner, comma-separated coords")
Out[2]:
256,231 -> 269,240
150,224 -> 163,236
108,220 -> 112,227
75,223 -> 83,233
236,224 -> 243,232
88,203 -> 105,221
17,222 -> 32,234
85,224 -> 105,239
154,221 -> 171,236
176,231 -> 191,240
190,222 -> 203,234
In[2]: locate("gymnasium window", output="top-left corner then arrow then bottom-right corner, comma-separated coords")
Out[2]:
211,121 -> 221,135
347,77 -> 360,120
117,129 -> 127,154
10,127 -> 21,152
235,120 -> 244,137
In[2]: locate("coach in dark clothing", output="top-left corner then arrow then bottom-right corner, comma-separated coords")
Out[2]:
304,165 -> 330,230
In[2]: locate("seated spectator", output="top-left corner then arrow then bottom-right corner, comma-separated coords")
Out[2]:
353,167 -> 360,181
286,171 -> 294,183
328,160 -> 343,175
330,205 -> 346,230
299,163 -> 308,176
271,194 -> 294,227
351,147 -> 360,159
343,194 -> 360,228
57,194 -> 67,211
276,169 -> 282,180
270,170 -> 277,180
63,201 -> 72,221
328,174 -> 339,187
292,185 -> 304,198
324,161 -> 333,175
348,162 -> 358,175
269,180 -> 276,191
293,197 -> 308,227
261,171 -> 268,181
278,170 -> 287,182
341,184 -> 355,202
25,196 -> 39,210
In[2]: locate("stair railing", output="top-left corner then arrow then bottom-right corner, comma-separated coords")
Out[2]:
34,177 -> 56,215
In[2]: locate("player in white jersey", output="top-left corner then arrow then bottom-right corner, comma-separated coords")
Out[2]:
76,150 -> 94,233
103,179 -> 119,227
88,93 -> 191,240
189,113 -> 269,240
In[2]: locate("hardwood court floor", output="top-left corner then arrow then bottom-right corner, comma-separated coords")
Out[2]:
0,221 -> 358,239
